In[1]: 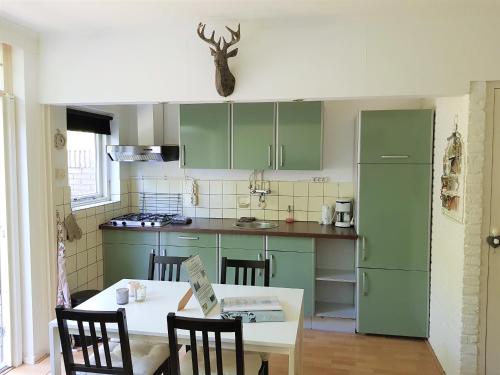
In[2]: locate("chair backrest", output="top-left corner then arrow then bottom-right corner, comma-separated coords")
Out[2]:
148,253 -> 189,281
220,257 -> 270,287
167,312 -> 244,375
55,305 -> 133,375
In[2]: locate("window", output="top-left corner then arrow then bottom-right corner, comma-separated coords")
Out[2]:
66,130 -> 107,204
66,108 -> 113,206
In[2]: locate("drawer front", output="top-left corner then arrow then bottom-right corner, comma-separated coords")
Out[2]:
267,236 -> 314,253
103,230 -> 157,246
220,234 -> 264,250
161,232 -> 216,248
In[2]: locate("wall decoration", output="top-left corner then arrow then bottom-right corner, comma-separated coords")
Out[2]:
197,22 -> 241,97
441,116 -> 465,222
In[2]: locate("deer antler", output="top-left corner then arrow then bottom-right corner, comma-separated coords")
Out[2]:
197,22 -> 221,51
222,24 -> 241,52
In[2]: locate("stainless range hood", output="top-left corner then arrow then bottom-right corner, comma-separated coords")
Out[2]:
107,104 -> 180,162
107,145 -> 179,162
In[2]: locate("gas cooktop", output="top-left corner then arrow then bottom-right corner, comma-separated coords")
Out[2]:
110,213 -> 177,227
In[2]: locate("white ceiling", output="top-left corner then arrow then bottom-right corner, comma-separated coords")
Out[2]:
0,0 -> 489,34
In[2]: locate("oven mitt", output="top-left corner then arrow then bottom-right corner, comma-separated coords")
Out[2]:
64,213 -> 82,242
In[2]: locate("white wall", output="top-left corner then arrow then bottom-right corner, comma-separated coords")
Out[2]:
428,95 -> 469,375
127,98 -> 427,181
38,6 -> 500,104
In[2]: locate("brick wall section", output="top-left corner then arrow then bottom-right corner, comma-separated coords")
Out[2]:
460,81 -> 487,374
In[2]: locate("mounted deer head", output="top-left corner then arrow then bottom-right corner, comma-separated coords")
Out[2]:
197,22 -> 241,97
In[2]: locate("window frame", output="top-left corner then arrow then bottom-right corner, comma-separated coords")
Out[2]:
67,130 -> 110,208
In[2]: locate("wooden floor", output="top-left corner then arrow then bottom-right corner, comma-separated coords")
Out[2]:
7,330 -> 443,375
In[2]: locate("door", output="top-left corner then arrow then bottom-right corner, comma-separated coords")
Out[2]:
276,101 -> 322,170
357,163 -> 431,271
268,250 -> 314,316
357,268 -> 429,337
166,246 -> 217,283
103,244 -> 153,287
359,109 -> 434,164
220,248 -> 265,285
232,103 -> 275,170
179,104 -> 230,169
485,87 -> 500,373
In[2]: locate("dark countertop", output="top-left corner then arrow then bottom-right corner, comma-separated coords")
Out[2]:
99,218 -> 357,240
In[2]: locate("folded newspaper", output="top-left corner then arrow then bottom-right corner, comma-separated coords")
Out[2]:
220,296 -> 285,323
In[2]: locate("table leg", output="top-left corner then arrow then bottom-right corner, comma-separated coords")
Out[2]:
49,325 -> 61,375
294,303 -> 304,375
288,347 -> 295,375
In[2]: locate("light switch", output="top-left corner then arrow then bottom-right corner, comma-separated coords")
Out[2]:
55,168 -> 67,179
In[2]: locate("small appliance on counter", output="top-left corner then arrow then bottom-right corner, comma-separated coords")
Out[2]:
320,204 -> 334,225
334,199 -> 353,228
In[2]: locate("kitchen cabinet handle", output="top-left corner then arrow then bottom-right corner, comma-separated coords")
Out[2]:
361,236 -> 367,261
269,254 -> 275,277
182,145 -> 186,166
178,236 -> 199,240
380,155 -> 409,159
258,253 -> 263,276
362,272 -> 368,296
267,145 -> 272,167
280,145 -> 284,167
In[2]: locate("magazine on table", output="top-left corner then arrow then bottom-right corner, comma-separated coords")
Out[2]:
220,296 -> 285,323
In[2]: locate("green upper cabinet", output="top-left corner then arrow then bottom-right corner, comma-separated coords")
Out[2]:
359,110 -> 434,164
357,164 -> 431,271
232,103 -> 275,170
179,103 -> 230,169
276,101 -> 322,170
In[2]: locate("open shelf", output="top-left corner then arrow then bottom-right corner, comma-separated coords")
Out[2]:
315,268 -> 356,283
315,302 -> 355,319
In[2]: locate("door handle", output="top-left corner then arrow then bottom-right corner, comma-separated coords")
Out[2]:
280,145 -> 284,167
361,236 -> 367,261
380,155 -> 409,159
268,254 -> 275,277
267,145 -> 272,167
362,272 -> 368,296
178,236 -> 199,240
258,253 -> 263,276
182,145 -> 186,166
487,235 -> 500,248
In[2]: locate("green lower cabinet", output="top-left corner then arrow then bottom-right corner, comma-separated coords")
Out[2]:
103,244 -> 153,288
268,250 -> 314,316
165,246 -> 217,283
357,268 -> 429,338
220,248 -> 265,286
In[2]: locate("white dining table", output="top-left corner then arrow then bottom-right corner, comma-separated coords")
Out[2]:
48,279 -> 304,375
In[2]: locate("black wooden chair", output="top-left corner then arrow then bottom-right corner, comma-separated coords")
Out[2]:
55,305 -> 170,375
167,312 -> 265,375
220,257 -> 270,287
148,253 -> 189,281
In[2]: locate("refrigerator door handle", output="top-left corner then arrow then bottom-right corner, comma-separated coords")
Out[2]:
362,272 -> 368,296
361,236 -> 367,261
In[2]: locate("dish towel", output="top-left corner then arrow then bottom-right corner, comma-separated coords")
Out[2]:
56,210 -> 71,308
64,212 -> 82,242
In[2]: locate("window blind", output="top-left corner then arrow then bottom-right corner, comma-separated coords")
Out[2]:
66,108 -> 112,135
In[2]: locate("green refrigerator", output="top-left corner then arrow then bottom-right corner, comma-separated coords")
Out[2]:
356,109 -> 433,338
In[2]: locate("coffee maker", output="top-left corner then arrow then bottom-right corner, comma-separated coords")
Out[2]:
334,199 -> 353,228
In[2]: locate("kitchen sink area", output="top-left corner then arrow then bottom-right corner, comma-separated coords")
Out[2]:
233,221 -> 280,230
